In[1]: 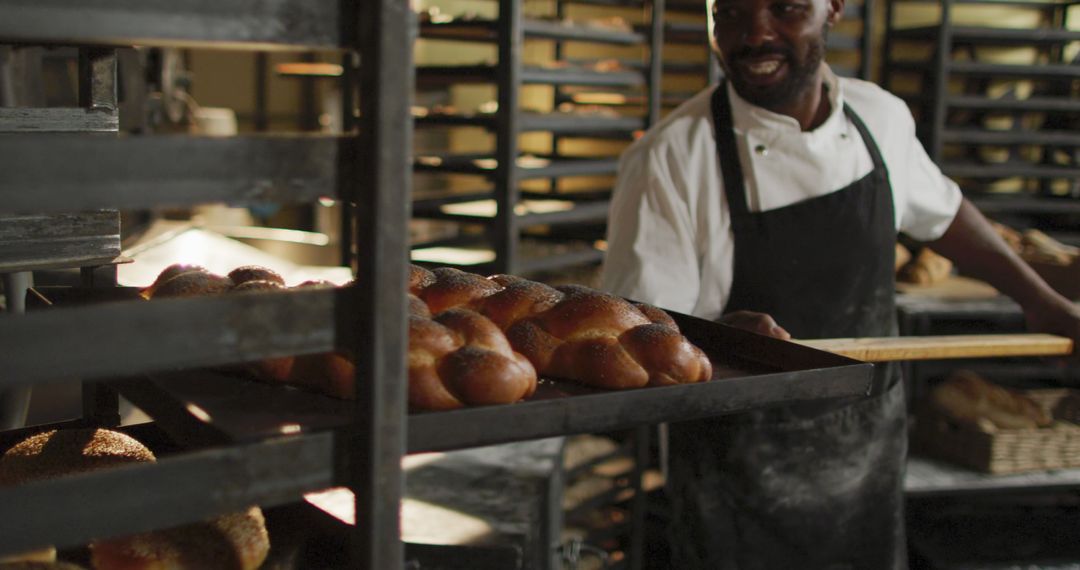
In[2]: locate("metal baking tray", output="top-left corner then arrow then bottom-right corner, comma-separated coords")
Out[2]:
110,310 -> 873,454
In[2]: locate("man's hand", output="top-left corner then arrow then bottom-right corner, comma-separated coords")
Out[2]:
1024,294 -> 1080,358
717,310 -> 792,340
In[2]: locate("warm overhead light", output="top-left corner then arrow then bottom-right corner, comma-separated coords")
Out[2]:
411,247 -> 496,265
275,62 -> 344,77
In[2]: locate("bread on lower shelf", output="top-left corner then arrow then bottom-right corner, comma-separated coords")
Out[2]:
0,428 -> 270,570
929,370 -> 1053,431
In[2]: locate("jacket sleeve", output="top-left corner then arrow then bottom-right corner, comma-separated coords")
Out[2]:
889,97 -> 963,241
600,143 -> 701,314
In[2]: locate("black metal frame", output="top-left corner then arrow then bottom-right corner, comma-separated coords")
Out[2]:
0,3 -> 413,569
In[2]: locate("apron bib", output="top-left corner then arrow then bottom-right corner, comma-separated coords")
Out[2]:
665,85 -> 908,570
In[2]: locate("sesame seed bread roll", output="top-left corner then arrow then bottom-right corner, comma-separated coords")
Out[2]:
0,429 -> 155,486
90,507 -> 269,570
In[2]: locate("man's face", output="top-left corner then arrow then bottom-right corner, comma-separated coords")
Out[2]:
709,0 -> 841,110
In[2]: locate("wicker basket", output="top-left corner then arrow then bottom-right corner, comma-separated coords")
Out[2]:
911,389 -> 1080,474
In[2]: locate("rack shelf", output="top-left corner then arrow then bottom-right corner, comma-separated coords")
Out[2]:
415,153 -> 619,179
0,0 -> 346,50
0,135 -> 344,212
943,95 -> 1080,113
416,111 -> 645,134
421,17 -> 647,45
940,128 -> 1080,146
105,313 -> 872,454
889,25 -> 1080,45
907,456 -> 1080,498
417,64 -> 647,87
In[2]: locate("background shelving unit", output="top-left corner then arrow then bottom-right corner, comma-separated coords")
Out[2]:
0,2 -> 412,568
832,0 -> 878,80
411,0 -> 665,276
883,7 -> 1080,556
883,0 -> 1080,242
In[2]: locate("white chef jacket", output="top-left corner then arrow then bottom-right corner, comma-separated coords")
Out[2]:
600,67 -> 963,320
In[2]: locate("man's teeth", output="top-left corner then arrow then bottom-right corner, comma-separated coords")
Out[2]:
746,60 -> 781,75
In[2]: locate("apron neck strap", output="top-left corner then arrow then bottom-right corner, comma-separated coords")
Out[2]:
712,83 -> 891,218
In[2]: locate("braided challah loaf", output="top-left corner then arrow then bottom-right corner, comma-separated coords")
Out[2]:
411,266 -> 713,390
407,295 -> 537,410
412,266 -> 501,313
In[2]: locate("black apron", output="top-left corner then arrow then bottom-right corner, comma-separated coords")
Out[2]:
665,85 -> 908,570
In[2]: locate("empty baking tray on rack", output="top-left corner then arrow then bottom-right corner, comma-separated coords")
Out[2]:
108,309 -> 873,454
414,109 -> 646,135
414,153 -> 619,179
416,64 -> 645,88
419,16 -> 647,45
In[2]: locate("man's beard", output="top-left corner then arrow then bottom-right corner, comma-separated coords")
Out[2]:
725,25 -> 828,110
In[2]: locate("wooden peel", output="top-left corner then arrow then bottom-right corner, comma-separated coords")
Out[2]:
796,334 -> 1073,362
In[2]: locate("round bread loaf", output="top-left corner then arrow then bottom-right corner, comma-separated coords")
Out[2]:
0,429 -> 155,486
90,507 -> 269,570
150,271 -> 232,299
227,266 -> 285,287
141,264 -> 208,298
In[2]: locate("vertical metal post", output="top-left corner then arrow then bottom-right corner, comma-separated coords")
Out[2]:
79,48 -> 121,428
859,0 -> 876,81
0,272 -> 33,430
550,0 -> 566,196
346,0 -> 412,568
340,50 -> 359,270
647,0 -> 666,127
254,52 -> 268,132
881,0 -> 896,92
496,0 -> 523,274
544,451 -> 566,570
299,52 -> 319,132
629,425 -> 649,570
928,0 -> 953,162
79,48 -> 117,113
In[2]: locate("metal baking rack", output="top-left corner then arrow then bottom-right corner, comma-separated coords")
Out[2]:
101,310 -> 873,454
883,0 -> 1080,229
0,2 -> 412,568
412,0 -> 666,276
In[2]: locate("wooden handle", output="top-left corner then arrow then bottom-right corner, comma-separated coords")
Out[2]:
796,334 -> 1073,362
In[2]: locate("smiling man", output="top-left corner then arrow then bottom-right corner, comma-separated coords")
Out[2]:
601,0 -> 1080,568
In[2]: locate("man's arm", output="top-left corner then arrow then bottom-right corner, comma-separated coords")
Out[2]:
601,146 -> 701,314
929,198 -> 1080,345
